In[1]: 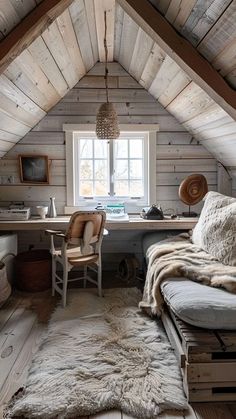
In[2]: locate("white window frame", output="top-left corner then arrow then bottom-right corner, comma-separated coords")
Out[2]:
64,124 -> 159,214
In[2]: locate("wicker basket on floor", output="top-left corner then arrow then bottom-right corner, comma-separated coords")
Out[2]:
15,249 -> 51,292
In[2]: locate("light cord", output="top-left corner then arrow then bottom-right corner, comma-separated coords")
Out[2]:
104,11 -> 109,103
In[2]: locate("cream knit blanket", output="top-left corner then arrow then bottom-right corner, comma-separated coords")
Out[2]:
140,233 -> 236,316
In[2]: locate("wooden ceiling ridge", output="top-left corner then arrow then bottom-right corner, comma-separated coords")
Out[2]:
117,0 -> 236,121
0,0 -> 75,75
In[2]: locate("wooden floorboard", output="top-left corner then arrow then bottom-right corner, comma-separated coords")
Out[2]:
0,320 -> 43,412
0,290 -> 236,418
0,295 -> 22,330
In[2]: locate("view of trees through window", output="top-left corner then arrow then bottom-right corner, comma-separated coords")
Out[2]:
76,135 -> 145,198
79,138 -> 109,196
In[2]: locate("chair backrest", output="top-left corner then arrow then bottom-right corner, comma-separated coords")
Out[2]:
65,211 -> 106,253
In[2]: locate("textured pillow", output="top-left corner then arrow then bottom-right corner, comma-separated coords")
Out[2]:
192,191 -> 236,266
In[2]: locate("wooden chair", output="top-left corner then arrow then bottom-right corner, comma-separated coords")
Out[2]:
46,211 -> 106,307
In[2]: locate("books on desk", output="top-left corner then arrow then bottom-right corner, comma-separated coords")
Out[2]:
106,213 -> 129,222
0,207 -> 31,220
104,203 -> 129,222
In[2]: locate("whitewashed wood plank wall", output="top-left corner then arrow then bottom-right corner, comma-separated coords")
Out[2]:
0,63 -> 217,268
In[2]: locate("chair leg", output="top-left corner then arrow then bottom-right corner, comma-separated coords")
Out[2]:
97,255 -> 102,297
52,256 -> 56,296
83,265 -> 87,288
62,268 -> 69,308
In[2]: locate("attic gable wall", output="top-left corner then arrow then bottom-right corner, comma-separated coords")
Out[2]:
0,0 -> 235,172
0,63 -> 216,217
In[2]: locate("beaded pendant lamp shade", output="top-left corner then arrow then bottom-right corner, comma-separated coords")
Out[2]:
96,11 -> 120,139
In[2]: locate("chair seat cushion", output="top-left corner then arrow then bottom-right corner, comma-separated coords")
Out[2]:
54,247 -> 99,266
69,254 -> 99,266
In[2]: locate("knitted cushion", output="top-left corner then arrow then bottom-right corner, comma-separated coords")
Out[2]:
192,191 -> 236,266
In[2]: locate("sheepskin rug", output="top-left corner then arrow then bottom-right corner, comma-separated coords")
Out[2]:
6,288 -> 187,418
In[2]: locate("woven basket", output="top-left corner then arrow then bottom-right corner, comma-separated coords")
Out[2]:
15,249 -> 51,292
96,102 -> 120,139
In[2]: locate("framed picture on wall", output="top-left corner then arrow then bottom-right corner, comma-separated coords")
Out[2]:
19,155 -> 49,184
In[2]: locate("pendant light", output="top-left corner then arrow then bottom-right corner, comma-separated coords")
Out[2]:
96,11 -> 120,140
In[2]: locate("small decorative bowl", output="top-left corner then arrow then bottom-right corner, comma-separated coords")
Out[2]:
36,206 -> 48,219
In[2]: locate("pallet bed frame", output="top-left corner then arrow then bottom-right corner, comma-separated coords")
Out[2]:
162,307 -> 236,403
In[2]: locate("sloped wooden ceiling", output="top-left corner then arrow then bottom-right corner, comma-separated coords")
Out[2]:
149,0 -> 236,88
118,0 -> 236,169
0,0 -> 235,170
0,1 -> 43,40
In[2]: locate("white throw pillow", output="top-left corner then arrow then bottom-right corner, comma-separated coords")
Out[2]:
192,191 -> 236,266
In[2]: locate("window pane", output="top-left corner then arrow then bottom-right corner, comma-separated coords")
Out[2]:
94,139 -> 108,158
130,159 -> 143,179
94,160 -> 108,180
94,181 -> 108,196
114,180 -> 129,196
80,181 -> 93,196
129,180 -> 143,196
130,139 -> 143,158
80,160 -> 93,179
115,160 -> 128,179
115,139 -> 128,158
79,139 -> 93,158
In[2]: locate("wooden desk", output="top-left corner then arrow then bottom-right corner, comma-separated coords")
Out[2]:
0,216 -> 198,231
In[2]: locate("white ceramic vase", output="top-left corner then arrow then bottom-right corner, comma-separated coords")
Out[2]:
48,197 -> 57,218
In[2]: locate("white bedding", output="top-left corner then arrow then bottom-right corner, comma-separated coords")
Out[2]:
161,277 -> 236,329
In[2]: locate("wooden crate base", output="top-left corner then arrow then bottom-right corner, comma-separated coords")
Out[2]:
162,307 -> 236,402
185,381 -> 236,402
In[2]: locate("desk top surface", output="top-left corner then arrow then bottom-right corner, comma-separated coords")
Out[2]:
0,215 -> 198,231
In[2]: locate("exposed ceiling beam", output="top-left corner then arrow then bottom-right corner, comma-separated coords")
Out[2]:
94,0 -> 115,62
117,0 -> 236,120
0,0 -> 74,74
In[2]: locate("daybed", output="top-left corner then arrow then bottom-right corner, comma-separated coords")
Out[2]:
142,191 -> 236,402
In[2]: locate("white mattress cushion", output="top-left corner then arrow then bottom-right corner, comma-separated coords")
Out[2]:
161,278 -> 236,329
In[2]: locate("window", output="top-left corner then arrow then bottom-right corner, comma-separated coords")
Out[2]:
64,124 -> 158,213
74,132 -> 147,201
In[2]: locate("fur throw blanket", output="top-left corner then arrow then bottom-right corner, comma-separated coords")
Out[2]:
140,233 -> 236,316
